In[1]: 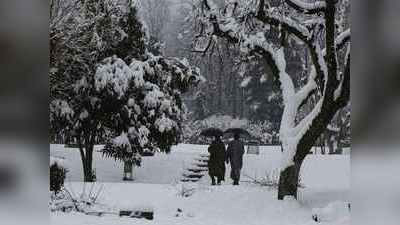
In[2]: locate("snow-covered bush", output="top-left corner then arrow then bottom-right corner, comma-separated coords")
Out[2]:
99,55 -> 203,161
182,115 -> 274,144
50,157 -> 67,195
243,169 -> 280,189
244,169 -> 304,190
247,120 -> 275,144
50,183 -> 106,213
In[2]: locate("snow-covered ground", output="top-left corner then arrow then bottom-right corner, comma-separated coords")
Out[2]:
50,144 -> 208,183
50,144 -> 350,225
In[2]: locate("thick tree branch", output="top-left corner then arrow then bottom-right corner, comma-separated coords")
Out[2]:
254,5 -> 327,91
284,0 -> 326,15
255,8 -> 311,43
201,0 -> 327,98
324,0 -> 339,91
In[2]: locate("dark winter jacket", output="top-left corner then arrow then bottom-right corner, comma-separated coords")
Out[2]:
226,139 -> 245,170
208,140 -> 226,178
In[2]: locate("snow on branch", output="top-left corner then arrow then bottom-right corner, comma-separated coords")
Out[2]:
270,48 -> 322,170
197,0 -> 350,171
294,67 -> 318,109
240,35 -> 326,170
285,0 -> 326,14
334,50 -> 350,106
203,0 -> 217,11
95,56 -> 145,98
201,0 -> 312,45
323,28 -> 351,55
335,28 -> 351,50
252,45 -> 299,170
258,8 -> 311,42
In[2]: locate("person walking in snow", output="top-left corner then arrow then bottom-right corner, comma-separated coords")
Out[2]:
226,133 -> 245,185
208,135 -> 226,185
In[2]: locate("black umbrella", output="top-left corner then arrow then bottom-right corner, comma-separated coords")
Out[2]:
200,128 -> 224,137
224,128 -> 251,138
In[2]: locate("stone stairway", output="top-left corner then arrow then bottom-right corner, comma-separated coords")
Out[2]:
180,154 -> 209,183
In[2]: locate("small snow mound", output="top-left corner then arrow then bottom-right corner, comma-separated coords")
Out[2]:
279,196 -> 301,211
119,204 -> 154,213
312,201 -> 350,222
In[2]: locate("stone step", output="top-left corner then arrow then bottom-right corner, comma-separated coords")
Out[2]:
192,163 -> 208,168
182,173 -> 204,179
187,168 -> 208,173
194,158 -> 209,162
180,153 -> 210,183
180,177 -> 200,182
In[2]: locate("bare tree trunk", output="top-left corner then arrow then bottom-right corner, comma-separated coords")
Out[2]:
218,58 -> 223,113
278,159 -> 302,200
321,133 -> 326,154
78,135 -> 95,182
84,143 -> 94,182
232,77 -> 238,117
327,135 -> 334,154
240,88 -> 245,117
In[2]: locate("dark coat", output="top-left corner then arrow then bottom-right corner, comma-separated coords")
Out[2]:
208,140 -> 226,178
226,139 -> 245,170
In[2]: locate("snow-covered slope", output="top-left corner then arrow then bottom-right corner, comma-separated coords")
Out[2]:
51,182 -> 349,225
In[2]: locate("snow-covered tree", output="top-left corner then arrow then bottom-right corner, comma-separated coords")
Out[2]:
140,0 -> 170,42
50,0 -> 203,182
193,0 -> 350,199
240,61 -> 284,133
166,1 -> 252,118
193,90 -> 210,120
